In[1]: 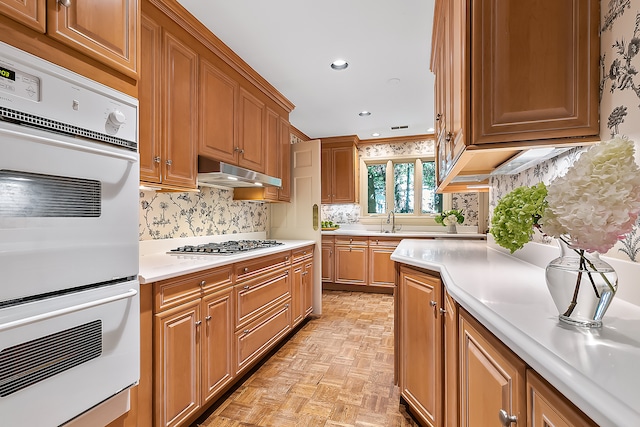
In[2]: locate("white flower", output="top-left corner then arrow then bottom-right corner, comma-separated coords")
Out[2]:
540,136 -> 640,253
443,214 -> 458,226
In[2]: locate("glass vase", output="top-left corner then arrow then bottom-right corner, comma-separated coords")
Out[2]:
447,224 -> 457,234
545,239 -> 618,328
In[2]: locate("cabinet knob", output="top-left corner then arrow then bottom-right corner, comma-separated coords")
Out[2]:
285,304 -> 289,308
195,320 -> 202,326
200,280 -> 206,287
439,308 -> 447,314
239,149 -> 245,154
166,159 -> 172,166
243,329 -> 250,334
445,132 -> 452,142
58,0 -> 71,7
498,409 -> 517,426
435,113 -> 442,121
430,300 -> 437,307
234,147 -> 241,152
243,267 -> 249,273
243,285 -> 250,289
153,156 -> 161,163
285,256 -> 289,261
205,316 -> 212,321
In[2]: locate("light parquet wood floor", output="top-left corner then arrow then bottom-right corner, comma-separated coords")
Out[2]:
194,290 -> 419,427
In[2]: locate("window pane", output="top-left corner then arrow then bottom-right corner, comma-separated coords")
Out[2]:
422,161 -> 442,213
394,162 -> 414,213
366,164 -> 386,214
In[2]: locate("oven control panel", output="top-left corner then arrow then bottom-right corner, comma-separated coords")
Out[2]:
0,64 -> 41,102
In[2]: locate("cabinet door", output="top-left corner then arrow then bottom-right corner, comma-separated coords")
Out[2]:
459,309 -> 526,427
471,0 -> 599,144
527,370 -> 598,427
47,0 -> 138,78
162,31 -> 197,188
201,288 -> 234,404
398,267 -> 443,427
320,147 -> 332,203
331,146 -> 356,203
155,300 -> 201,427
444,291 -> 458,427
263,107 -> 280,201
238,87 -> 265,173
278,117 -> 291,202
321,242 -> 334,282
199,59 -> 238,164
334,244 -> 367,285
303,259 -> 313,317
139,14 -> 161,184
291,263 -> 304,327
0,0 -> 44,32
369,246 -> 397,287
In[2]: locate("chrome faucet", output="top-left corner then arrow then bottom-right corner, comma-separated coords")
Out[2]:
387,210 -> 396,233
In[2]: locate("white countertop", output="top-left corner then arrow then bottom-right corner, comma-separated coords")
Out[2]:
391,239 -> 640,427
321,229 -> 486,239
139,239 -> 315,284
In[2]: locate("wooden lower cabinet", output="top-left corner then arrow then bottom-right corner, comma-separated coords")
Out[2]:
334,237 -> 368,285
527,370 -> 598,427
321,236 -> 334,283
292,246 -> 314,326
368,238 -> 400,287
459,309 -> 526,427
398,266 -> 443,427
443,291 -> 458,427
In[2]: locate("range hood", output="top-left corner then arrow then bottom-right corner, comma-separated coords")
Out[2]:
197,156 -> 282,188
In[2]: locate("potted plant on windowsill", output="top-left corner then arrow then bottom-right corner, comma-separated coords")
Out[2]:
435,209 -> 464,234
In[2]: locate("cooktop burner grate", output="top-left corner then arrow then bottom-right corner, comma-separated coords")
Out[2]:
168,239 -> 284,255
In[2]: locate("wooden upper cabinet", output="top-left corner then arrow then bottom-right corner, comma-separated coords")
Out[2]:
47,0 -> 138,78
0,0 -> 45,32
321,136 -> 359,204
459,309 -> 526,427
278,117 -> 291,202
161,30 -> 198,189
238,87 -> 266,173
263,107 -> 280,201
471,0 -> 599,144
138,13 -> 162,184
199,59 -> 239,165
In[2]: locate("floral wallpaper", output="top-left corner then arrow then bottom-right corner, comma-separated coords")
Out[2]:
139,187 -> 268,240
321,137 -> 480,226
489,0 -> 640,263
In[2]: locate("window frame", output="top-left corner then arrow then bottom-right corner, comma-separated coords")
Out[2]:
358,155 -> 452,226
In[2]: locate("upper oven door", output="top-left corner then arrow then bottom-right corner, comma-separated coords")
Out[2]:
0,121 -> 139,303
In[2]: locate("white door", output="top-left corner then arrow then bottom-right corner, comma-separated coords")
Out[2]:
270,139 -> 322,314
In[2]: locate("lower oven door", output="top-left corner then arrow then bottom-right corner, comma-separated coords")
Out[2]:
0,280 -> 139,427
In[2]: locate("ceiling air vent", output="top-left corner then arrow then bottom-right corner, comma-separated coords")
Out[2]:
390,125 -> 409,130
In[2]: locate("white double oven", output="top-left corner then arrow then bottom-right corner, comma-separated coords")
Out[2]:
0,42 -> 140,426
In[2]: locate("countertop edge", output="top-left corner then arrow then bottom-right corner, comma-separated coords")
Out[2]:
391,242 -> 639,427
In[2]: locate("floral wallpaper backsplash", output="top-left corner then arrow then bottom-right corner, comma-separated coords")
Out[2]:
322,137 -> 480,226
489,0 -> 640,263
139,187 -> 268,240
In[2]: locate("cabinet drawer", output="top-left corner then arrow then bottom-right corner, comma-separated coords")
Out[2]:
154,266 -> 233,312
235,252 -> 291,281
292,245 -> 314,263
235,267 -> 291,328
235,301 -> 291,374
334,236 -> 368,246
368,237 -> 401,247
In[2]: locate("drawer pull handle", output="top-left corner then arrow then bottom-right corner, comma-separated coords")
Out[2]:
285,256 -> 289,261
243,329 -> 250,334
499,410 -> 517,426
195,320 -> 202,326
243,267 -> 249,273
200,280 -> 206,287
429,300 -> 437,307
243,285 -> 250,290
285,304 -> 289,308
205,316 -> 212,321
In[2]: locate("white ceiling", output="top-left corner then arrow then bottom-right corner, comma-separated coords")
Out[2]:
176,0 -> 436,141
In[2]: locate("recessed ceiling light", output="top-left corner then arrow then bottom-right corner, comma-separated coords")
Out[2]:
359,111 -> 371,117
387,78 -> 401,86
330,59 -> 349,70
372,132 -> 381,137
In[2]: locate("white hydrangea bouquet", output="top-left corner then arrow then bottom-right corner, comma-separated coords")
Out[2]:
435,209 -> 464,226
490,136 -> 640,326
491,136 -> 640,254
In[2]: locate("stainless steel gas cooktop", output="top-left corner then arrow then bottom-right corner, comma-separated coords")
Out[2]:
168,239 -> 284,255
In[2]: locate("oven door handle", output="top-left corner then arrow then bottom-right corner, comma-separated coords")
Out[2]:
0,126 -> 139,163
0,288 -> 138,332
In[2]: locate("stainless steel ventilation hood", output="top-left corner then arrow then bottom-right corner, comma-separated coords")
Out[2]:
197,156 -> 282,188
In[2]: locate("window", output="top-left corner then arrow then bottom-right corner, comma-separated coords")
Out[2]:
362,157 -> 444,220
